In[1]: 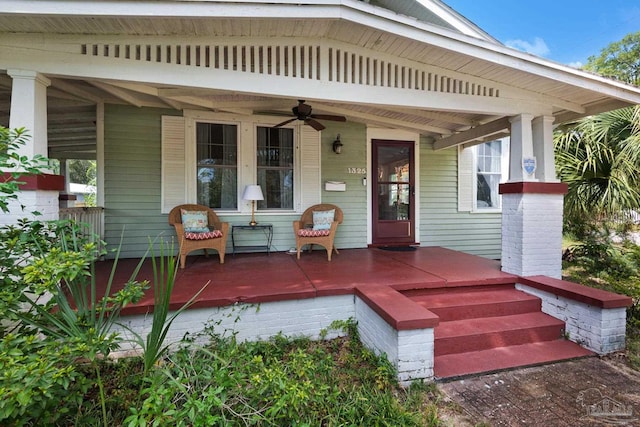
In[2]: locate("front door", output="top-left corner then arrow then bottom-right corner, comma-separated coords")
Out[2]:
372,140 -> 415,245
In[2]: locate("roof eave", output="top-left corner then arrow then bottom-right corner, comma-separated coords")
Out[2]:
3,0 -> 640,112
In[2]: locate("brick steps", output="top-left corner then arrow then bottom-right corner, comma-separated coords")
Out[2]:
434,340 -> 593,379
435,312 -> 565,356
405,285 -> 594,379
412,287 -> 540,321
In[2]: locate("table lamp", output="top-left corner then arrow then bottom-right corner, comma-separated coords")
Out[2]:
242,184 -> 264,226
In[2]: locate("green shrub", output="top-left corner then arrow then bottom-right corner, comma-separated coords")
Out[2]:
564,230 -> 637,280
125,320 -> 428,426
0,127 -> 49,214
0,333 -> 91,425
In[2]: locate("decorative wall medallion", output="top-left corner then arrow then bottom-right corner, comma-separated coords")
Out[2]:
522,157 -> 536,176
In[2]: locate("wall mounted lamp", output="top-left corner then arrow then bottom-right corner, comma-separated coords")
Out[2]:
332,134 -> 343,154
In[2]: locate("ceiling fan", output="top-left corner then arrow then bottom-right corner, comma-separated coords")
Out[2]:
274,100 -> 346,131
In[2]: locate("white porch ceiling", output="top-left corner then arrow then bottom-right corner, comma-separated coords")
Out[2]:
0,0 -> 639,159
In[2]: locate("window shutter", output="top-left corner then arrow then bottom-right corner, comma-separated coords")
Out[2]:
458,145 -> 474,212
299,126 -> 321,210
161,115 -> 186,214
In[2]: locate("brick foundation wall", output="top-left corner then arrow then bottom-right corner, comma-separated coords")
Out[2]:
114,295 -> 356,352
114,293 -> 436,385
517,283 -> 628,354
355,296 -> 434,385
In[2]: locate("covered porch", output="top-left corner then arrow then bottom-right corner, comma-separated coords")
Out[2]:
99,247 -> 629,382
102,246 -> 515,312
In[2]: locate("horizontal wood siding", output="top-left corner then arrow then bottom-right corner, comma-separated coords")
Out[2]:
319,122 -> 368,249
419,137 -> 502,259
104,105 -> 180,258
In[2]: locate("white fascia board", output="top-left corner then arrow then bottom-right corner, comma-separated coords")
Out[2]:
414,0 -> 498,41
0,1 -> 344,18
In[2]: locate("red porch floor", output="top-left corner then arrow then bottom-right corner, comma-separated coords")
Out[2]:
95,246 -> 516,315
96,246 -> 596,379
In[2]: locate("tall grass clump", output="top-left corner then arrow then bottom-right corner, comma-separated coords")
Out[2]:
124,319 -> 441,426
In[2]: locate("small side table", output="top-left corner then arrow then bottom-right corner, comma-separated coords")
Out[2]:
231,224 -> 273,255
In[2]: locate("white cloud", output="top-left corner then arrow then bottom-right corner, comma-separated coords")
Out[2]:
567,61 -> 583,69
505,37 -> 550,57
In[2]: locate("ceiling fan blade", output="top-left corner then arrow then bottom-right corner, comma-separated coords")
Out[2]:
274,118 -> 297,127
310,114 -> 346,122
305,118 -> 326,131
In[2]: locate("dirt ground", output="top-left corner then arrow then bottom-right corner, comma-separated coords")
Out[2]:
438,355 -> 640,426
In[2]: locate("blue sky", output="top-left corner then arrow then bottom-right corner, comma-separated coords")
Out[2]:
443,0 -> 640,67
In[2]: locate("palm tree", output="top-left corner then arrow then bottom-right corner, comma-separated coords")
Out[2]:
554,106 -> 640,228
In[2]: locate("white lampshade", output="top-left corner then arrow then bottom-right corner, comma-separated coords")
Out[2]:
242,184 -> 264,201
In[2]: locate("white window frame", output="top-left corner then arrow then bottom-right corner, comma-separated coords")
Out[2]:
472,137 -> 510,213
255,125 -> 296,211
194,121 -> 240,211
178,110 -> 319,216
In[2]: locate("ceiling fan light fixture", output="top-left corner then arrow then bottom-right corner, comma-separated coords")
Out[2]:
332,134 -> 343,154
273,100 -> 346,131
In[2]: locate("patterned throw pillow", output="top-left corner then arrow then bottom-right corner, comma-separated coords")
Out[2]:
297,229 -> 331,237
185,230 -> 223,240
312,209 -> 335,231
181,209 -> 210,233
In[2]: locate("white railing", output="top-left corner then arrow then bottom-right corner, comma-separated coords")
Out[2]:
59,207 -> 105,250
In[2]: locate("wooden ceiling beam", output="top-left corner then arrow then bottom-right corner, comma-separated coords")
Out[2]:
312,102 -> 453,135
433,117 -> 510,150
383,106 -> 475,126
49,78 -> 103,103
88,81 -> 146,107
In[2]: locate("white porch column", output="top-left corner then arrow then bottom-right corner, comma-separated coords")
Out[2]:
508,114 -> 536,182
2,69 -> 62,225
532,115 -> 558,182
8,69 -> 50,159
501,114 -> 566,279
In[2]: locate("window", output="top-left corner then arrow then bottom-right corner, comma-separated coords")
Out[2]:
256,126 -> 294,210
474,139 -> 508,210
196,122 -> 238,209
161,113 -> 321,214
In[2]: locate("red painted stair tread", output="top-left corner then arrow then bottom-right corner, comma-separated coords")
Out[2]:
434,340 -> 594,379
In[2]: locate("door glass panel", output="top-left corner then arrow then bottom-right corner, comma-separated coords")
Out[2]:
376,144 -> 411,220
377,183 -> 410,220
377,146 -> 410,182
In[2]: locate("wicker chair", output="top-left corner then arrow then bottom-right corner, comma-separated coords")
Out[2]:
168,204 -> 229,268
293,203 -> 343,261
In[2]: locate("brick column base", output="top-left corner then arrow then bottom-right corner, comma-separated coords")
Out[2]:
500,182 -> 567,278
1,173 -> 64,225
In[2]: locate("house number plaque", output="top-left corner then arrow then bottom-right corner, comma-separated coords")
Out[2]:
347,167 -> 367,174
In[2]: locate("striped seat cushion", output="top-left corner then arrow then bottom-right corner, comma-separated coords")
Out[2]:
297,229 -> 331,237
184,230 -> 223,240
